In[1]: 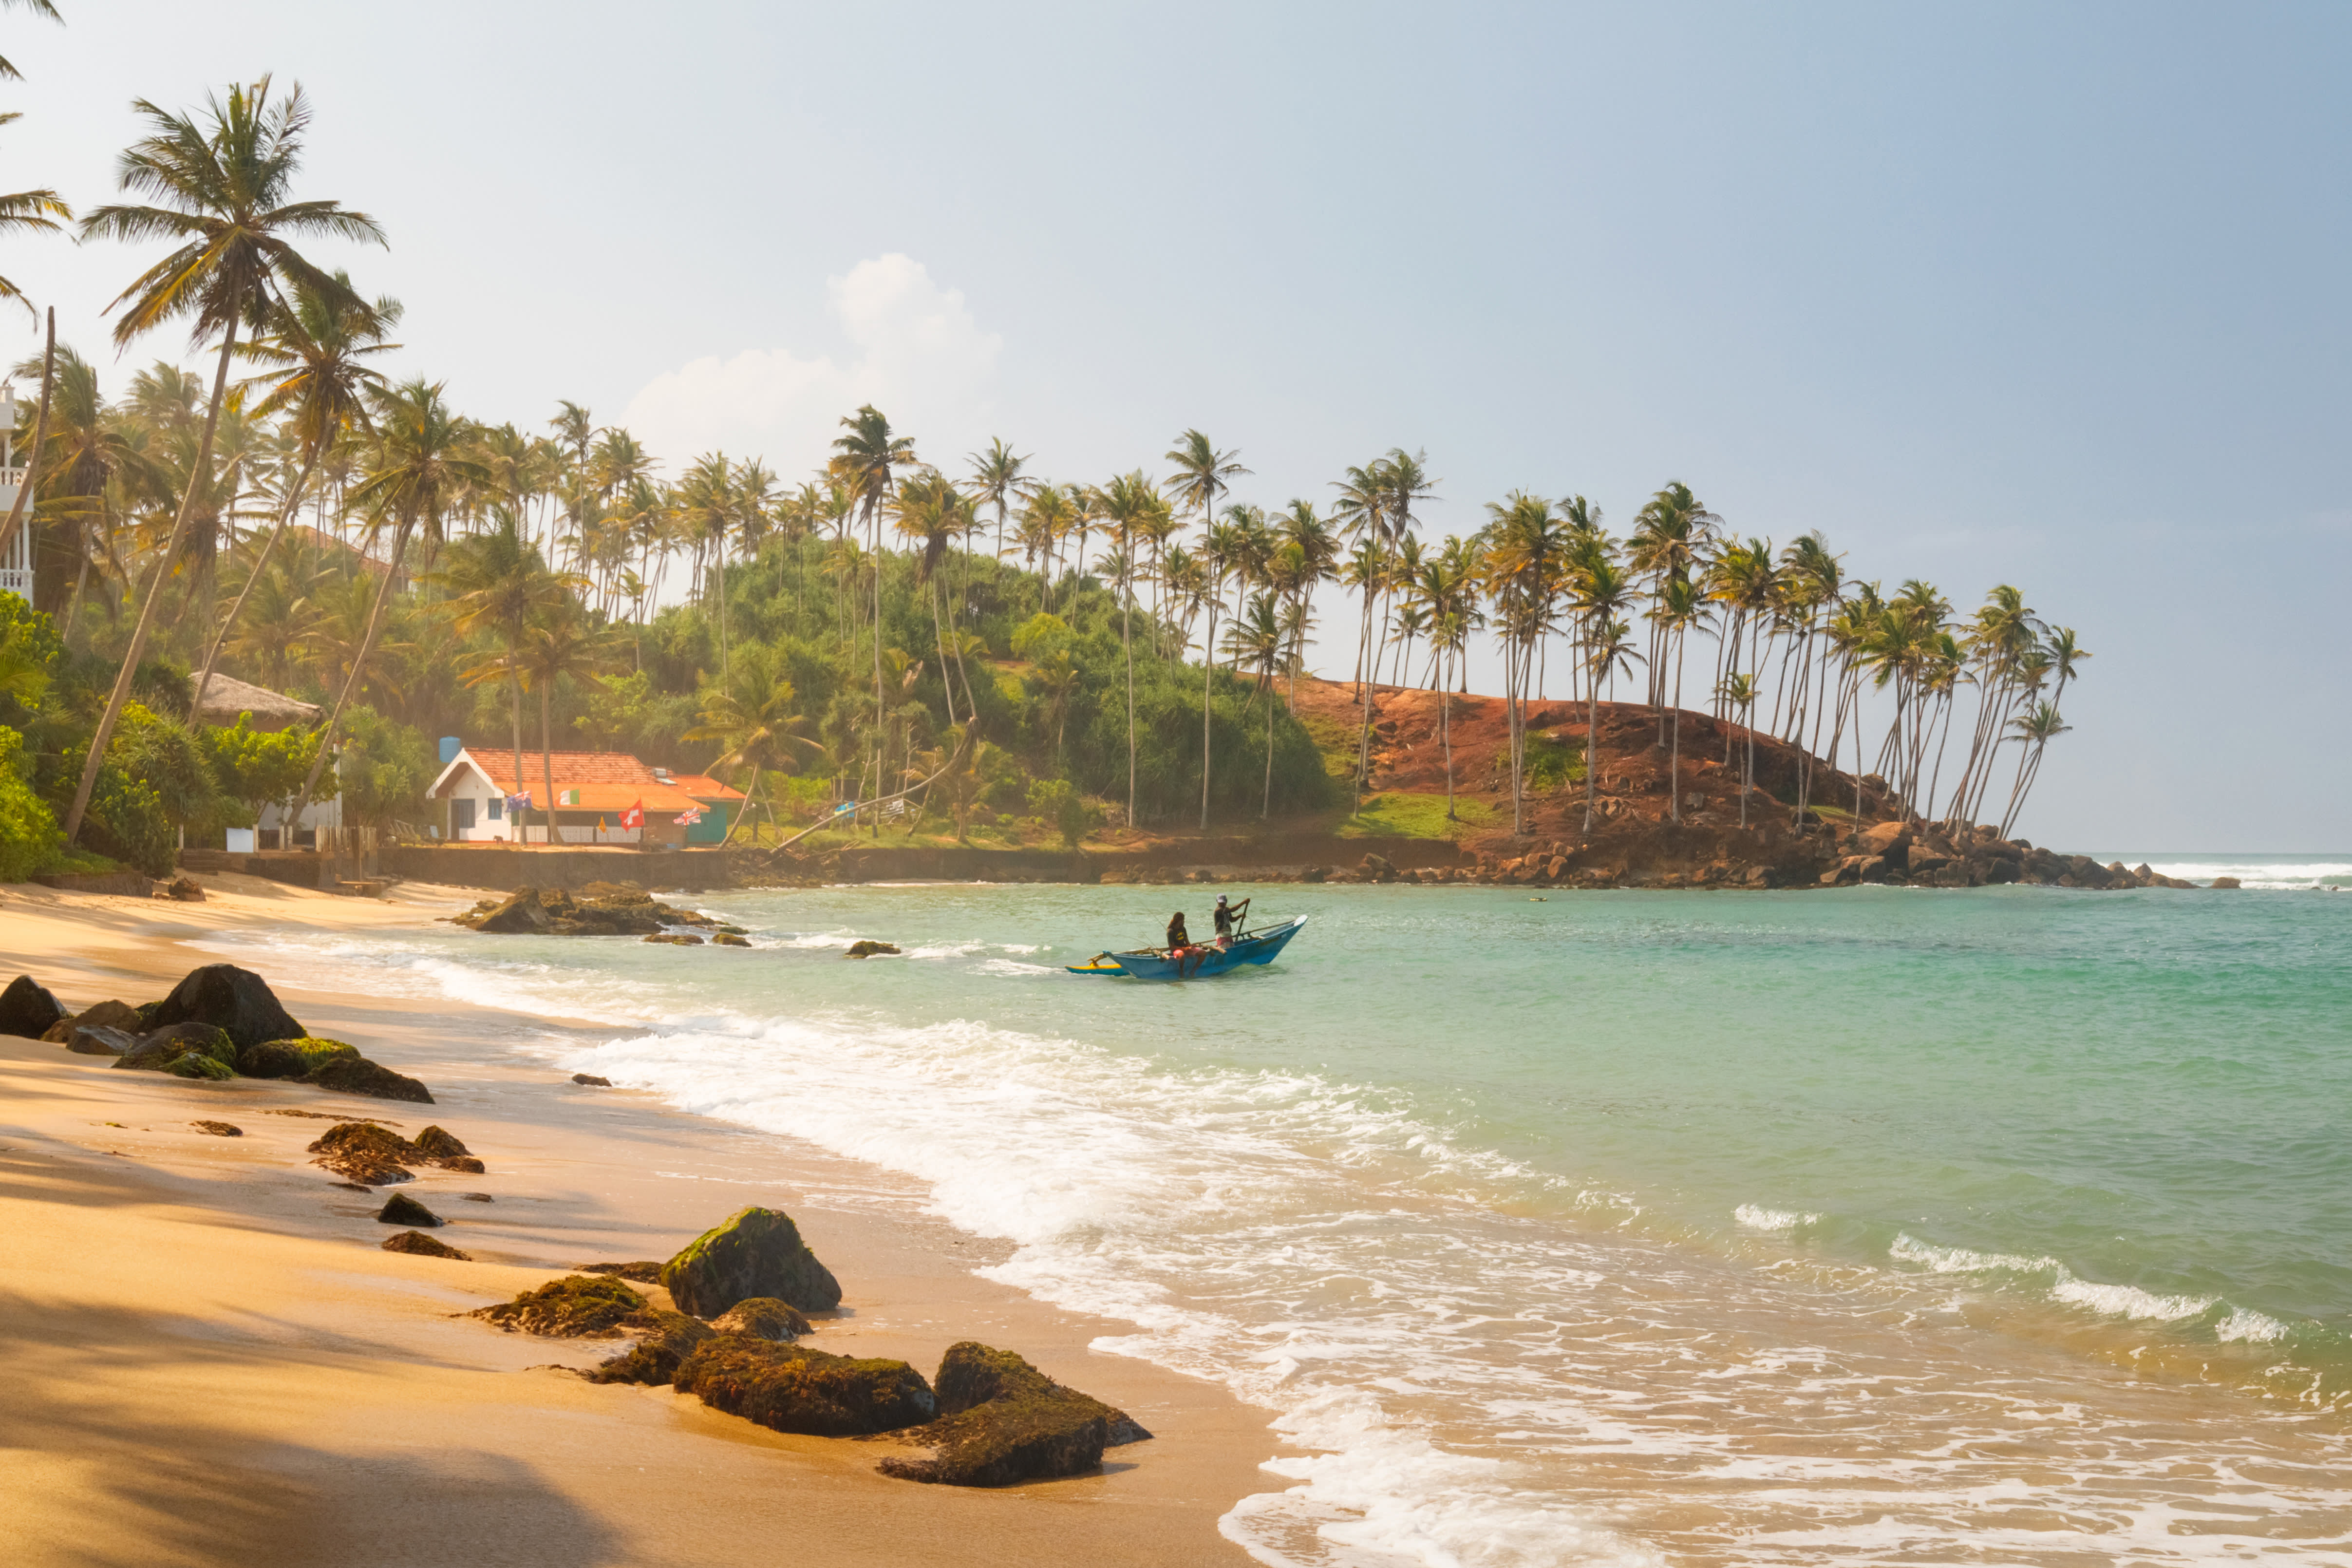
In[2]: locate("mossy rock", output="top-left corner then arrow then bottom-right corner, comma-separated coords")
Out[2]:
711,933 -> 753,948
710,1297 -> 813,1341
383,1229 -> 470,1261
304,1054 -> 433,1104
877,1342 -> 1151,1488
585,1307 -> 715,1386
146,963 -> 303,1050
576,1261 -> 664,1283
844,940 -> 901,958
660,1206 -> 842,1317
377,1191 -> 441,1227
470,1274 -> 649,1338
307,1121 -> 419,1185
673,1337 -> 935,1436
143,1022 -> 238,1067
163,1054 -> 236,1081
413,1125 -> 470,1158
240,1036 -> 359,1080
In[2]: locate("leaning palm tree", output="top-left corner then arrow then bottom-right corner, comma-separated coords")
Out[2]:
193,269 -> 400,716
284,378 -> 485,830
63,76 -> 384,845
686,663 -> 826,848
1998,700 -> 2071,839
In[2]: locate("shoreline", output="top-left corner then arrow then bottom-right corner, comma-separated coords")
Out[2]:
0,874 -> 1268,1567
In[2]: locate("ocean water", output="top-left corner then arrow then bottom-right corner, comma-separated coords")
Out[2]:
208,871 -> 2352,1567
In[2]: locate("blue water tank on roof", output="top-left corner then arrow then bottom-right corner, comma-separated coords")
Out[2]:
438,736 -> 462,766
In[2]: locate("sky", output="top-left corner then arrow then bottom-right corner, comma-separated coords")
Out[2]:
3,1 -> 2346,850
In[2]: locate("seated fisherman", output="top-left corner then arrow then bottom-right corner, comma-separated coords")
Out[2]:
1166,910 -> 1193,953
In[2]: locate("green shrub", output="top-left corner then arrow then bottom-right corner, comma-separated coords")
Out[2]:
0,725 -> 62,881
75,764 -> 174,877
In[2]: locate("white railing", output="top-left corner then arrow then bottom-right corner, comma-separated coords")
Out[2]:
0,466 -> 23,487
512,825 -> 642,845
0,567 -> 30,598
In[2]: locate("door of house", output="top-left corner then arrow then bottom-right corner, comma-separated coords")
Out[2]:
453,797 -> 477,831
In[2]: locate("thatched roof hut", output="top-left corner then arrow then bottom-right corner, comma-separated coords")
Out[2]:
195,675 -> 320,734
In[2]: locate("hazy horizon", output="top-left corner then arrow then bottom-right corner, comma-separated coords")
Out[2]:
4,1 -> 2345,852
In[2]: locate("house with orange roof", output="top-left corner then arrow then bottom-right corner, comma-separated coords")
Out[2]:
426,746 -> 747,846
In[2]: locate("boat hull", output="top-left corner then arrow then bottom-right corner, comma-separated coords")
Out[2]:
1068,916 -> 1308,980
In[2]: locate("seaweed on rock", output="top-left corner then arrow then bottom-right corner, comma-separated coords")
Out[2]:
877,1342 -> 1152,1488
672,1337 -> 935,1437
470,1275 -> 650,1338
660,1207 -> 842,1317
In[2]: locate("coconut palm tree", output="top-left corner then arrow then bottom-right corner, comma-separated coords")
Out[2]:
1571,555 -> 1638,835
285,378 -> 485,831
1165,431 -> 1248,830
1095,469 -> 1161,824
1999,701 -> 2070,839
1228,589 -> 1285,818
64,76 -> 384,845
829,404 -> 916,789
1717,671 -> 1760,828
193,270 -> 400,716
0,111 -> 69,323
966,436 -> 1028,569
1647,577 -> 1705,824
514,598 -> 617,841
430,507 -> 577,800
686,654 -> 824,848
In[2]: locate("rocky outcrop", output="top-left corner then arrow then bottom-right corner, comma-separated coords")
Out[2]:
68,1024 -> 141,1056
0,975 -> 67,1039
377,1192 -> 442,1227
877,1342 -> 1150,1487
303,1054 -> 434,1103
712,933 -> 753,947
660,1207 -> 843,1317
161,876 -> 206,902
709,1298 -> 813,1341
571,1073 -> 613,1087
238,1036 -> 359,1080
471,1274 -> 650,1338
644,933 -> 704,946
576,1261 -> 665,1283
145,964 -> 304,1050
309,1122 -> 422,1185
113,1023 -> 239,1078
190,1120 -> 243,1137
844,940 -> 901,959
455,886 -> 732,939
672,1338 -> 936,1437
586,1308 -> 716,1386
383,1229 -> 470,1260
41,998 -> 143,1041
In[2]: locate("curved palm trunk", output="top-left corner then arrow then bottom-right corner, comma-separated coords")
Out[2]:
65,317 -> 238,843
720,762 -> 761,848
284,507 -> 412,835
1123,583 -> 1136,829
1262,662 -> 1275,819
540,679 -> 558,847
1200,586 -> 1220,830
194,450 -> 322,716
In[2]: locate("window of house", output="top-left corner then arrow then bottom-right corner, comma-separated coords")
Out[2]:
453,797 -> 477,830
487,795 -> 503,821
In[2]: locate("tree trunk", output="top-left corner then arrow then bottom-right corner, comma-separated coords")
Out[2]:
720,762 -> 761,847
540,677 -> 557,847
283,508 -> 413,835
1124,579 -> 1136,829
1199,578 -> 1220,831
65,316 -> 239,843
1670,627 -> 1686,824
194,449 -> 322,717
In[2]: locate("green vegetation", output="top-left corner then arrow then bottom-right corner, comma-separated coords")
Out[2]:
1522,733 -> 1586,792
1337,792 -> 1497,840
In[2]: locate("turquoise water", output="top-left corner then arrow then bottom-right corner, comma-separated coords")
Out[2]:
217,867 -> 2352,1566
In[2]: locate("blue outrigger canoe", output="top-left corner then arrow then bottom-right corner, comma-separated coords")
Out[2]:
1066,915 -> 1309,980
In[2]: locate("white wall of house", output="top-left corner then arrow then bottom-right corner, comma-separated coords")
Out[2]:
439,756 -> 515,842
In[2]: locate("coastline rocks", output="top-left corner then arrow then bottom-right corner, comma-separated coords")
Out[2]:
877,1342 -> 1149,1488
309,1122 -> 421,1185
577,1261 -> 665,1283
377,1192 -> 442,1227
843,941 -> 900,959
146,963 -> 304,1050
383,1230 -> 470,1260
2209,876 -> 2242,889
471,1274 -> 650,1338
644,933 -> 704,946
710,1298 -> 814,1341
69,1024 -> 142,1057
661,1206 -> 843,1317
190,1120 -> 243,1137
712,933 -> 753,947
238,1036 -> 359,1080
571,1073 -> 613,1087
0,975 -> 68,1039
113,1023 -> 239,1078
673,1338 -> 936,1437
455,886 -> 730,939
586,1307 -> 716,1386
42,998 -> 144,1041
304,1054 -> 434,1103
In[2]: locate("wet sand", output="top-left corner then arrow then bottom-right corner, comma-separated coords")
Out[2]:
0,875 -> 1267,1568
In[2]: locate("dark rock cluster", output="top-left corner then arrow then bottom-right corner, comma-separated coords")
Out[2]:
452,884 -> 747,940
309,1121 -> 483,1186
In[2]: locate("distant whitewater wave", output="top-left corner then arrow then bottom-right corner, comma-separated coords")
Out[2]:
2130,856 -> 2352,889
1735,1204 -> 1822,1233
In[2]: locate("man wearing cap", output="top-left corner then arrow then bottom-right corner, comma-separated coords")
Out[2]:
1212,893 -> 1250,947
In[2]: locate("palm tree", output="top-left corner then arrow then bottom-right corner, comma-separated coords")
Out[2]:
685,651 -> 824,847
0,112 -> 69,323
1095,470 -> 1161,825
1716,672 -> 1761,828
431,507 -> 576,801
0,0 -> 62,83
675,451 -> 735,673
1571,556 -> 1638,835
1648,576 -> 1705,824
966,436 -> 1028,571
830,406 -> 915,803
1998,700 -> 2071,839
285,378 -> 485,831
64,77 -> 384,845
1228,590 -> 1285,818
192,270 -> 400,716
1165,431 -> 1248,830
515,600 -> 617,841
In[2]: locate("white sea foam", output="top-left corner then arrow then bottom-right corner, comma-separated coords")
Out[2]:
2215,1307 -> 2292,1344
2048,1272 -> 2214,1322
1735,1205 -> 1822,1233
1889,1233 -> 2059,1276
2139,857 -> 2352,889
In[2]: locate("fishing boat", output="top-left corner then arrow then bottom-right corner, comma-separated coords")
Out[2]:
1066,915 -> 1309,980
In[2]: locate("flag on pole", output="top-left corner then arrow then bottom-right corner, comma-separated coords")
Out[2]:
620,800 -> 644,829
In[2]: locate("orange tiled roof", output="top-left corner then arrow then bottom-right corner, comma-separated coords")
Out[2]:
469,750 -> 659,790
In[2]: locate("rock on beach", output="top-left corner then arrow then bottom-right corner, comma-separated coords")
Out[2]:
660,1206 -> 843,1317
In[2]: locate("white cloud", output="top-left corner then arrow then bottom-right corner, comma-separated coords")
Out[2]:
621,254 -> 1003,473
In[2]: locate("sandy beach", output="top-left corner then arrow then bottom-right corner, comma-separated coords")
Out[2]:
0,875 -> 1267,1568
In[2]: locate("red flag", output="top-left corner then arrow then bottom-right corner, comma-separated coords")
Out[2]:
620,800 -> 644,829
